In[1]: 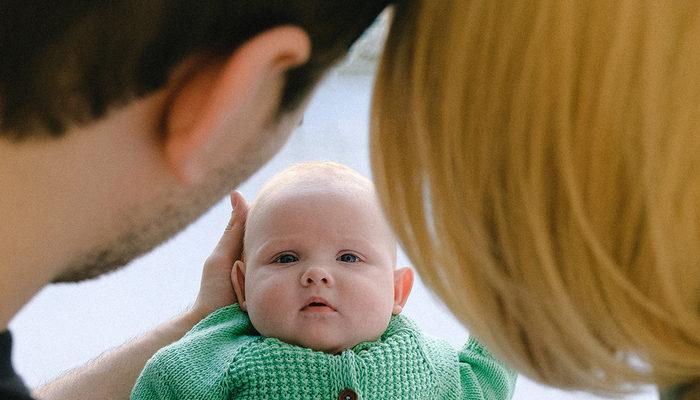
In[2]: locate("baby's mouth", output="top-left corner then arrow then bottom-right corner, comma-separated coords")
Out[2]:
301,296 -> 336,312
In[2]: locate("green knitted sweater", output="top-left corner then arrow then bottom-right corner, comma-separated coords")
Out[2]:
131,305 -> 516,400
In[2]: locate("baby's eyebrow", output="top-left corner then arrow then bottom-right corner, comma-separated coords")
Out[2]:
250,235 -> 388,261
250,237 -> 298,260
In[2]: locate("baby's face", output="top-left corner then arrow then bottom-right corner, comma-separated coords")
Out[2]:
236,184 -> 403,354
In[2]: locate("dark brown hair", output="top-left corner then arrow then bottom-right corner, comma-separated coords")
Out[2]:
0,1 -> 391,140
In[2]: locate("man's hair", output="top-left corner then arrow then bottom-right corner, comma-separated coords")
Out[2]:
0,1 -> 391,140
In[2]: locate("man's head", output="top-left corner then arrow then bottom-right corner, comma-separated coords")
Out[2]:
0,2 -> 392,286
1,2 -> 391,139
232,162 -> 413,354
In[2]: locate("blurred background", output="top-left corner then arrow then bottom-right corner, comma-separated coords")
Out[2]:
10,16 -> 657,400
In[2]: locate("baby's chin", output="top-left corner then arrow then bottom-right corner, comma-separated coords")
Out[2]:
282,336 -> 346,355
253,315 -> 392,354
284,332 -> 383,355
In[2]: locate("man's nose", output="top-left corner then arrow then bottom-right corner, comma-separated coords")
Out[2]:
300,266 -> 334,287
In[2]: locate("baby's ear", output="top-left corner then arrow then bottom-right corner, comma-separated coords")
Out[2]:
232,260 -> 248,311
392,267 -> 414,315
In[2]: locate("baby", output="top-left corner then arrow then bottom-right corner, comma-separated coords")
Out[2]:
132,161 -> 516,400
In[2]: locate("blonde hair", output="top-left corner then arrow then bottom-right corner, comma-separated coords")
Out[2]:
372,1 -> 700,394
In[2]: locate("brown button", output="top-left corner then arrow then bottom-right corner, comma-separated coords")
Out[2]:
338,388 -> 358,400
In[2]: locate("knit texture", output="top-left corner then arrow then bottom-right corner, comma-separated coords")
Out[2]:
131,305 -> 516,400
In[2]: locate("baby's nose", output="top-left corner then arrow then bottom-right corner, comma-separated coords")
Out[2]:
300,267 -> 334,287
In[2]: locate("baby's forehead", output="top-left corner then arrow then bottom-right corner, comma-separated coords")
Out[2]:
250,165 -> 375,215
243,163 -> 396,257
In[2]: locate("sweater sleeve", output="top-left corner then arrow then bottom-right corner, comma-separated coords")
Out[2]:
131,305 -> 256,400
458,336 -> 517,400
130,354 -> 178,400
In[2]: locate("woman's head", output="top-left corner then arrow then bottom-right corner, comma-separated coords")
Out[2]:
372,0 -> 700,394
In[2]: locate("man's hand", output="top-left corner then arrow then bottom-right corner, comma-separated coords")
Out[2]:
189,190 -> 249,322
35,191 -> 250,400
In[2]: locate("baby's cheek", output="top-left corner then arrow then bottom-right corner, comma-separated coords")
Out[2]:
250,281 -> 295,335
350,286 -> 394,338
249,303 -> 283,339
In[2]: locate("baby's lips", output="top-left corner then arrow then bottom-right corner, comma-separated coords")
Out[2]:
301,296 -> 336,311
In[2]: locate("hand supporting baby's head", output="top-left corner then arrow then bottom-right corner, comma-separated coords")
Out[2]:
232,161 -> 413,354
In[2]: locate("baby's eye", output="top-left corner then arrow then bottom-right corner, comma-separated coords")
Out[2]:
275,254 -> 298,263
337,253 -> 360,263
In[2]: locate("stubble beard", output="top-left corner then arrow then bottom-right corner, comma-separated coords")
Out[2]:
52,159 -> 258,283
51,112 -> 296,283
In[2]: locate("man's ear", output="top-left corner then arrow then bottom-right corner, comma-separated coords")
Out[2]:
163,25 -> 311,183
232,260 -> 248,311
392,267 -> 414,315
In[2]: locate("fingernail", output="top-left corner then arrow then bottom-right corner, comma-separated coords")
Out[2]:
230,191 -> 238,211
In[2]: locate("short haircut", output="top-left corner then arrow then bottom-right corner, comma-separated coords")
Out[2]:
0,1 -> 390,140
248,161 -> 375,230
253,161 -> 373,206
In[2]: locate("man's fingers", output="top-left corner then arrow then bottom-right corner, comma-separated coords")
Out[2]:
228,191 -> 249,230
212,190 -> 249,260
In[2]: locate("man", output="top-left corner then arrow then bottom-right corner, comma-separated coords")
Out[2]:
0,2 -> 391,399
